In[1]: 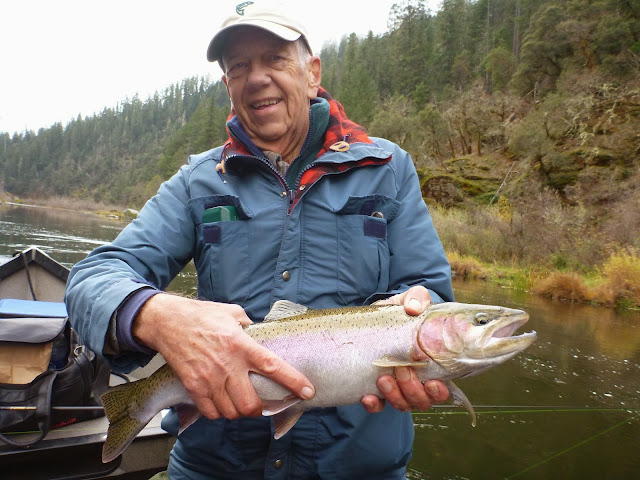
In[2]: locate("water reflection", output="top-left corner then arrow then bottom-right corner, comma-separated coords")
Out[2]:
0,204 -> 126,267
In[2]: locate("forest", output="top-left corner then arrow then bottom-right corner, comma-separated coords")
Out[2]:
1,0 -> 639,308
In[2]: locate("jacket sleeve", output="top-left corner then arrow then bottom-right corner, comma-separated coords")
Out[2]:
64,164 -> 196,373
367,140 -> 454,304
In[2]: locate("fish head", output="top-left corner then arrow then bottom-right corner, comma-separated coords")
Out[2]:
415,302 -> 537,377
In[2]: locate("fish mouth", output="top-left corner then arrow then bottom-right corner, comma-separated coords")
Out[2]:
473,310 -> 537,357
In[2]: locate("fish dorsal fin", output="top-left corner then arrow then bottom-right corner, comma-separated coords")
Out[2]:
446,380 -> 477,427
272,408 -> 304,440
372,356 -> 432,368
264,300 -> 310,322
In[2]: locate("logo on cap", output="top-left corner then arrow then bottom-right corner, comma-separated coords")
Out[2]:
236,1 -> 254,15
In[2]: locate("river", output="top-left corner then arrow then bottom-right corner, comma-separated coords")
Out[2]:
1,204 -> 639,479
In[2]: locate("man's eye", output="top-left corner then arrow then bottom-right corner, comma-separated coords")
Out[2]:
227,62 -> 248,77
269,54 -> 288,64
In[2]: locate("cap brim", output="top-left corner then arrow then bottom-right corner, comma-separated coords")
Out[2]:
207,20 -> 303,63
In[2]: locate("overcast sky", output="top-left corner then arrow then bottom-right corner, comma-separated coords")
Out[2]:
0,0 -> 440,135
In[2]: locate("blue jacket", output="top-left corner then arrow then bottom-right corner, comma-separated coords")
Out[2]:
65,101 -> 453,479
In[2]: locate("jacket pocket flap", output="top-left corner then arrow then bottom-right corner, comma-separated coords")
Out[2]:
189,195 -> 254,224
335,194 -> 401,221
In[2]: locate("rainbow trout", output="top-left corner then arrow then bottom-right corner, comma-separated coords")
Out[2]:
100,301 -> 536,462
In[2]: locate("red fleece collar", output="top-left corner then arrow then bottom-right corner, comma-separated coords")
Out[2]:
221,86 -> 373,162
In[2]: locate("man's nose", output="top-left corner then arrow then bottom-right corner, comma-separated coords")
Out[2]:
246,62 -> 271,88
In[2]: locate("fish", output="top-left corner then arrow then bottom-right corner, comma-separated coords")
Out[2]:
100,300 -> 536,463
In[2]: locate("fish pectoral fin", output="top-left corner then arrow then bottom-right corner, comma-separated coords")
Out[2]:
372,356 -> 432,368
264,300 -> 310,322
175,403 -> 201,435
446,380 -> 477,427
262,395 -> 303,416
272,408 -> 304,440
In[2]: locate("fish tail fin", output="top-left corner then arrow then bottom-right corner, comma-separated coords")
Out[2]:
100,381 -> 150,463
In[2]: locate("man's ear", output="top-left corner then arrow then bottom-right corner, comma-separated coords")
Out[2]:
222,74 -> 232,99
307,56 -> 322,99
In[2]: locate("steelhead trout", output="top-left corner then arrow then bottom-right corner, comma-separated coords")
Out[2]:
100,301 -> 536,462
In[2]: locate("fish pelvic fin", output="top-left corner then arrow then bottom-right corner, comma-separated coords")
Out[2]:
446,380 -> 477,427
262,395 -> 303,416
272,408 -> 304,440
100,382 -> 149,463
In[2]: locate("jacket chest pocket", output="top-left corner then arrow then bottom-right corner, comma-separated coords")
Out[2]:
334,195 -> 401,305
190,195 -> 254,305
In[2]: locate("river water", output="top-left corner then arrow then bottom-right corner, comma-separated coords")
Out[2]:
1,204 -> 639,479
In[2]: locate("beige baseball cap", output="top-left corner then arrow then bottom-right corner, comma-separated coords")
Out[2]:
207,1 -> 312,63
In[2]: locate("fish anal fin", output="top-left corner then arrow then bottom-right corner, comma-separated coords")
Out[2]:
372,356 -> 432,368
446,380 -> 477,427
175,403 -> 201,435
272,408 -> 304,440
264,300 -> 310,322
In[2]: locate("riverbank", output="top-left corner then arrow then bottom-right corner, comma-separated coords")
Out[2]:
1,192 -> 126,219
448,249 -> 640,311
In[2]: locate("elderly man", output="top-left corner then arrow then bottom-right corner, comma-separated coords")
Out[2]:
65,1 -> 454,478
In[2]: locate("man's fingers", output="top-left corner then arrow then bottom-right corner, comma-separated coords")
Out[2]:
377,370 -> 451,413
424,380 -> 450,403
249,344 -> 315,400
361,394 -> 386,413
403,286 -> 432,315
377,375 -> 411,411
191,395 -> 221,420
224,375 -> 264,417
373,286 -> 432,316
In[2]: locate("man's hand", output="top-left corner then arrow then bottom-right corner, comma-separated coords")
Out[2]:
132,294 -> 315,420
361,286 -> 450,413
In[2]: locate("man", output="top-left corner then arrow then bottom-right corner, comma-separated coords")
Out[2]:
65,1 -> 454,478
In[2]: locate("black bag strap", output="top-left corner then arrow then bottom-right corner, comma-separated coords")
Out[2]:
0,371 -> 58,447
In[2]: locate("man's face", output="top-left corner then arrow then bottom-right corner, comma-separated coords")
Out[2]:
222,28 -> 320,157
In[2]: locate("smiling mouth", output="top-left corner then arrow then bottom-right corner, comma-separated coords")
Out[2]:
252,99 -> 280,109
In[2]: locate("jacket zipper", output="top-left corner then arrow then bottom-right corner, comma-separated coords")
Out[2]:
226,115 -> 315,214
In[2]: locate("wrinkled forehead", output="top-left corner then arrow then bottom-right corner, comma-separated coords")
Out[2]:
221,26 -> 294,61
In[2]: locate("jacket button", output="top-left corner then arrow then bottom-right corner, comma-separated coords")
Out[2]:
274,459 -> 283,469
282,270 -> 291,281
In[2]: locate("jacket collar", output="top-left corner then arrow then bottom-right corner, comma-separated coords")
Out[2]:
218,87 -> 391,178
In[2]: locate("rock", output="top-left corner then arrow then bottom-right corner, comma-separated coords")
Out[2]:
123,208 -> 139,219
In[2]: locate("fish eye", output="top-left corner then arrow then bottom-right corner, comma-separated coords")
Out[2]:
475,313 -> 491,325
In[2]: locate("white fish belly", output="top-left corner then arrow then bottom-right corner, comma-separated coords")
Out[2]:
251,320 -> 419,408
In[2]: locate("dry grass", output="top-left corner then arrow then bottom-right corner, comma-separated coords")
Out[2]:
532,272 -> 593,303
597,248 -> 640,308
447,251 -> 488,279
